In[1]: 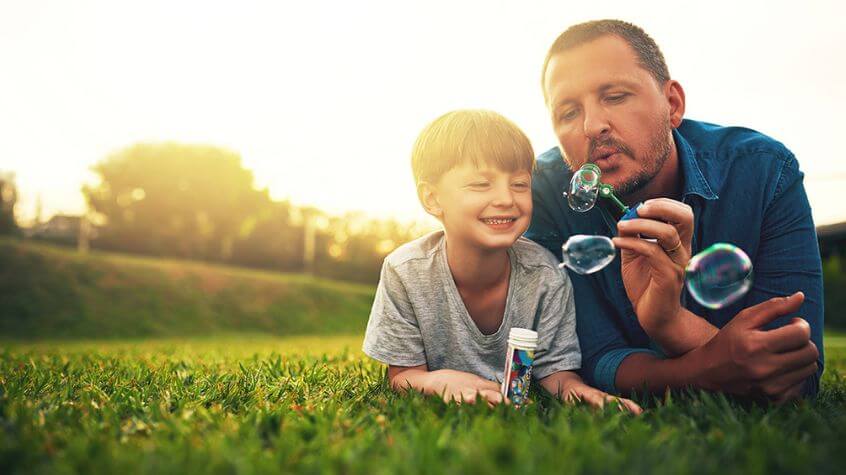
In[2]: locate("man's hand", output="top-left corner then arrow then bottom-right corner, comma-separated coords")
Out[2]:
389,365 -> 507,406
613,199 -> 715,354
694,292 -> 818,403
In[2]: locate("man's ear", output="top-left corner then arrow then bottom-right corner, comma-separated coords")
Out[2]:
417,181 -> 443,218
665,80 -> 686,128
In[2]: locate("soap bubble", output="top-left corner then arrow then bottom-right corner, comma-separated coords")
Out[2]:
559,235 -> 616,275
567,164 -> 601,212
685,243 -> 753,309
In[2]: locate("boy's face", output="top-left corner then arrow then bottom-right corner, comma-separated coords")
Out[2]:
426,161 -> 532,251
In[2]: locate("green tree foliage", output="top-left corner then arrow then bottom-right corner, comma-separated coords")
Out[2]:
83,143 -> 270,261
80,142 -> 435,283
0,172 -> 19,235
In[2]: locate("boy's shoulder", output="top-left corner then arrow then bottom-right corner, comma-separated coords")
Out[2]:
383,230 -> 445,270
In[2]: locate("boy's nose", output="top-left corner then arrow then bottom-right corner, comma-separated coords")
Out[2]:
491,186 -> 515,207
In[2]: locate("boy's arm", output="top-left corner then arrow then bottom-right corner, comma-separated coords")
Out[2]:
388,365 -> 506,405
539,370 -> 642,414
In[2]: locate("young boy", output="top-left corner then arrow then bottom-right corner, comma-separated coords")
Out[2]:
362,110 -> 641,412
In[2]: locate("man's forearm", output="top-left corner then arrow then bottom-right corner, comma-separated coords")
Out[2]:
645,308 -> 718,357
615,348 -> 709,394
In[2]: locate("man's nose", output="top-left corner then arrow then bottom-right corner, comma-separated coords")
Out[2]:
583,105 -> 611,139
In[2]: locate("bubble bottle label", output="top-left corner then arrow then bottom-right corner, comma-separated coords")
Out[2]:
505,348 -> 534,406
501,328 -> 538,407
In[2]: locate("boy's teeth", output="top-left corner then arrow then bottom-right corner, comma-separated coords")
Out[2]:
483,218 -> 515,224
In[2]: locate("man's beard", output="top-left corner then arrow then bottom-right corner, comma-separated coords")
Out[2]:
572,120 -> 673,198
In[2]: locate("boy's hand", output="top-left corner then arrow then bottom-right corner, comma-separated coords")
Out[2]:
561,382 -> 643,414
540,370 -> 642,414
389,365 -> 507,407
431,369 -> 507,406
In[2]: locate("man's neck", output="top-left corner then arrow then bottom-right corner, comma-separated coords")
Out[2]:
444,237 -> 510,292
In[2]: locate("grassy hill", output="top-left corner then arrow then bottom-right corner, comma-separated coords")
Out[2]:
0,238 -> 376,339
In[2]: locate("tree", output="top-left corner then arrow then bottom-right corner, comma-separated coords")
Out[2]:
83,143 -> 270,261
0,172 -> 18,235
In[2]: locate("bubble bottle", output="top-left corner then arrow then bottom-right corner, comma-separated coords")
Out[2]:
500,328 -> 538,407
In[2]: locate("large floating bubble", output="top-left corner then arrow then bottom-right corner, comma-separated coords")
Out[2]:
559,235 -> 616,275
567,164 -> 601,212
685,243 -> 753,309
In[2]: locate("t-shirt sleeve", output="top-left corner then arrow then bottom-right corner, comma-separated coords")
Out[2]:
531,270 -> 582,380
361,259 -> 428,367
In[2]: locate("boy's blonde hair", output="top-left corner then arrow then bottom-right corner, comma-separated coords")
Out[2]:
411,109 -> 535,185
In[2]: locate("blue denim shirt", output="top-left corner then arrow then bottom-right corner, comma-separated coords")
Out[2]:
526,119 -> 824,396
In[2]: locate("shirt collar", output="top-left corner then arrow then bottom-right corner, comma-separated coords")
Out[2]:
674,127 -> 718,201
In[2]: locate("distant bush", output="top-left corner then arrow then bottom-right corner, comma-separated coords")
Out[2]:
824,254 -> 846,330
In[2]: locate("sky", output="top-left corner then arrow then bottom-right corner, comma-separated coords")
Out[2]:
1,0 -> 844,226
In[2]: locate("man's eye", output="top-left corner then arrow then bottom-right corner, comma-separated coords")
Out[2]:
606,94 -> 627,104
469,182 -> 490,188
559,109 -> 578,121
512,182 -> 530,189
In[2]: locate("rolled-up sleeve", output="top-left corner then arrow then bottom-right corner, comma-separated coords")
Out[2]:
745,153 -> 824,396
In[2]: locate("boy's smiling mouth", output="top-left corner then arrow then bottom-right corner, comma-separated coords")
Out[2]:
480,216 -> 519,226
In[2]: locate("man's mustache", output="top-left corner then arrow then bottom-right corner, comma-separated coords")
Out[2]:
587,137 -> 635,163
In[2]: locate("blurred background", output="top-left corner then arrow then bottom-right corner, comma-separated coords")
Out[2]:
1,0 -> 844,339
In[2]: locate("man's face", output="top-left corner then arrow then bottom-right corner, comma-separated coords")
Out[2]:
543,35 -> 674,198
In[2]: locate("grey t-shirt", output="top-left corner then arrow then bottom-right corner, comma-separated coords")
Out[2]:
362,231 -> 581,382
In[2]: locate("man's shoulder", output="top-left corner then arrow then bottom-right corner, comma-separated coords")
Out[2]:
384,230 -> 444,270
535,147 -> 569,174
680,119 -> 800,197
511,237 -> 567,280
680,119 -> 794,163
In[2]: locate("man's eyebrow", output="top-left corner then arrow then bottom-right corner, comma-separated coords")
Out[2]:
597,80 -> 638,92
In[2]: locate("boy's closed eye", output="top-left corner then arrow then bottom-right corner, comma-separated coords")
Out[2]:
466,181 -> 491,189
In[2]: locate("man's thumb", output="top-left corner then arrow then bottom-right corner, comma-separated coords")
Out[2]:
740,292 -> 804,329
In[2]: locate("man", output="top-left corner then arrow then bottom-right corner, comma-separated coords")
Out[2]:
526,19 -> 823,402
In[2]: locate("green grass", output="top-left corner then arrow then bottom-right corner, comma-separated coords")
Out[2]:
0,238 -> 374,339
2,336 -> 845,475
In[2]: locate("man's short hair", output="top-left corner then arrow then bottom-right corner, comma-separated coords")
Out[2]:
541,19 -> 670,103
411,109 -> 534,185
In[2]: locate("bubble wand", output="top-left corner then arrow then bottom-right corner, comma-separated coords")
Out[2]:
568,163 -> 640,220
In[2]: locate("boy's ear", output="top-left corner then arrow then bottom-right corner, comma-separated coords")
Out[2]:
417,181 -> 443,218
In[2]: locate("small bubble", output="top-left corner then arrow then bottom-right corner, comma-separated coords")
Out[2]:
685,243 -> 753,309
567,164 -> 601,212
560,235 -> 616,274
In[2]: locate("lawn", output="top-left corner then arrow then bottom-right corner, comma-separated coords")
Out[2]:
2,335 -> 845,475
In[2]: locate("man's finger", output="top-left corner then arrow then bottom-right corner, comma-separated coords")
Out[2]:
612,237 -> 685,276
772,381 -> 806,405
764,342 -> 819,378
737,292 -> 804,329
636,199 -> 694,240
617,219 -> 685,258
758,362 -> 817,399
759,318 -> 811,353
